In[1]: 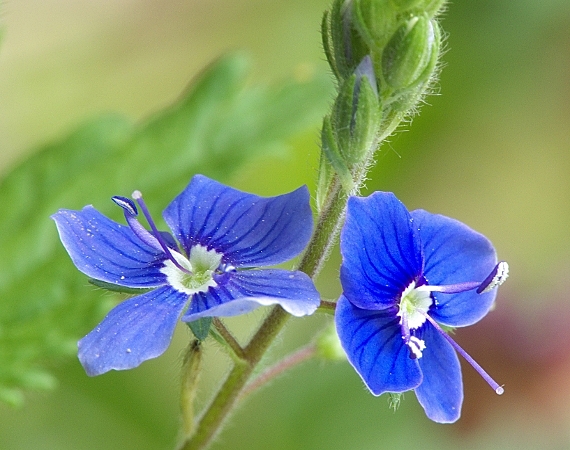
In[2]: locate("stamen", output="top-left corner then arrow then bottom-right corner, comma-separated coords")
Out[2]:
112,196 -> 162,252
131,190 -> 191,274
415,261 -> 509,296
477,261 -> 509,294
112,196 -> 138,216
399,313 -> 426,359
407,336 -> 426,359
416,282 -> 480,294
422,313 -> 504,395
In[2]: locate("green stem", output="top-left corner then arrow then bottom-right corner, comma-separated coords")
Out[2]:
317,300 -> 337,314
178,306 -> 290,450
298,175 -> 347,278
178,173 -> 350,450
239,344 -> 317,400
212,318 -> 247,362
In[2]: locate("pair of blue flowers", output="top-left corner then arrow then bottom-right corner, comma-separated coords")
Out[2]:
52,175 -> 506,423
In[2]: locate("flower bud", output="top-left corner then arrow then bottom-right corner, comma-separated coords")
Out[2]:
323,0 -> 372,80
382,14 -> 439,90
351,0 -> 398,51
180,340 -> 203,437
390,0 -> 446,17
331,56 -> 381,166
316,323 -> 346,361
321,115 -> 354,192
389,0 -> 425,10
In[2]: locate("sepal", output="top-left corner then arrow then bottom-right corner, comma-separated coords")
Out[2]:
316,150 -> 335,212
390,0 -> 445,14
187,317 -> 213,341
321,115 -> 354,192
352,0 -> 398,51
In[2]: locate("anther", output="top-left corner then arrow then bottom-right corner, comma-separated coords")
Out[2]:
112,196 -> 138,217
112,196 -> 161,251
477,261 -> 509,294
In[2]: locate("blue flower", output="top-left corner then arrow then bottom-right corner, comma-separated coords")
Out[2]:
335,192 -> 508,423
52,175 -> 320,376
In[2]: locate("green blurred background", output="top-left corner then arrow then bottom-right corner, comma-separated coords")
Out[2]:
1,0 -> 570,449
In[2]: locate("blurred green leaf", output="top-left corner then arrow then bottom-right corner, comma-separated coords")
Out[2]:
0,53 -> 332,404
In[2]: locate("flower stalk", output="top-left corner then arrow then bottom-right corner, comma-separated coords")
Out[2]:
178,172 -> 352,450
180,0 -> 448,446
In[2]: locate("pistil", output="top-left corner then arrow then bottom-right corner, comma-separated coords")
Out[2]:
422,312 -> 504,395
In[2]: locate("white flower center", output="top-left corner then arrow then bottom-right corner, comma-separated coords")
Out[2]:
397,281 -> 433,359
160,245 -> 222,295
397,281 -> 433,329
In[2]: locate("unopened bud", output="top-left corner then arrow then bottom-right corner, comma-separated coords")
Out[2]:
352,0 -> 398,51
331,56 -> 382,166
390,0 -> 424,10
382,15 -> 439,90
316,323 -> 347,361
321,115 -> 354,192
390,0 -> 446,17
180,340 -> 203,438
323,0 -> 371,80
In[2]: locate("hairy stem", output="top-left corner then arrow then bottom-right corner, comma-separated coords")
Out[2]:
239,344 -> 317,400
178,173 -> 350,450
212,318 -> 247,362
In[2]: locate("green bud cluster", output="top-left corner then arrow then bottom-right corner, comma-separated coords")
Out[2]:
320,56 -> 382,192
324,0 -> 444,91
318,0 -> 445,199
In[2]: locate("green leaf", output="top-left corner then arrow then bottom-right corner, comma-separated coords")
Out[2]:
87,279 -> 153,295
0,53 -> 331,403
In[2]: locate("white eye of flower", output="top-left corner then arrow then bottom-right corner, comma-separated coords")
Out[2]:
161,245 -> 222,295
397,282 -> 433,330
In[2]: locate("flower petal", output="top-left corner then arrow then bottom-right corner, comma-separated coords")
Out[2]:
52,207 -> 167,288
163,175 -> 313,267
78,286 -> 189,376
182,269 -> 320,320
340,192 -> 423,310
335,295 -> 422,395
414,322 -> 463,423
411,209 -> 497,326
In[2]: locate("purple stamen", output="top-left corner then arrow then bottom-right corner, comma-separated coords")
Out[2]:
399,313 -> 418,359
112,196 -> 162,252
416,261 -> 509,296
416,282 -> 481,294
422,313 -> 504,395
131,191 -> 191,274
